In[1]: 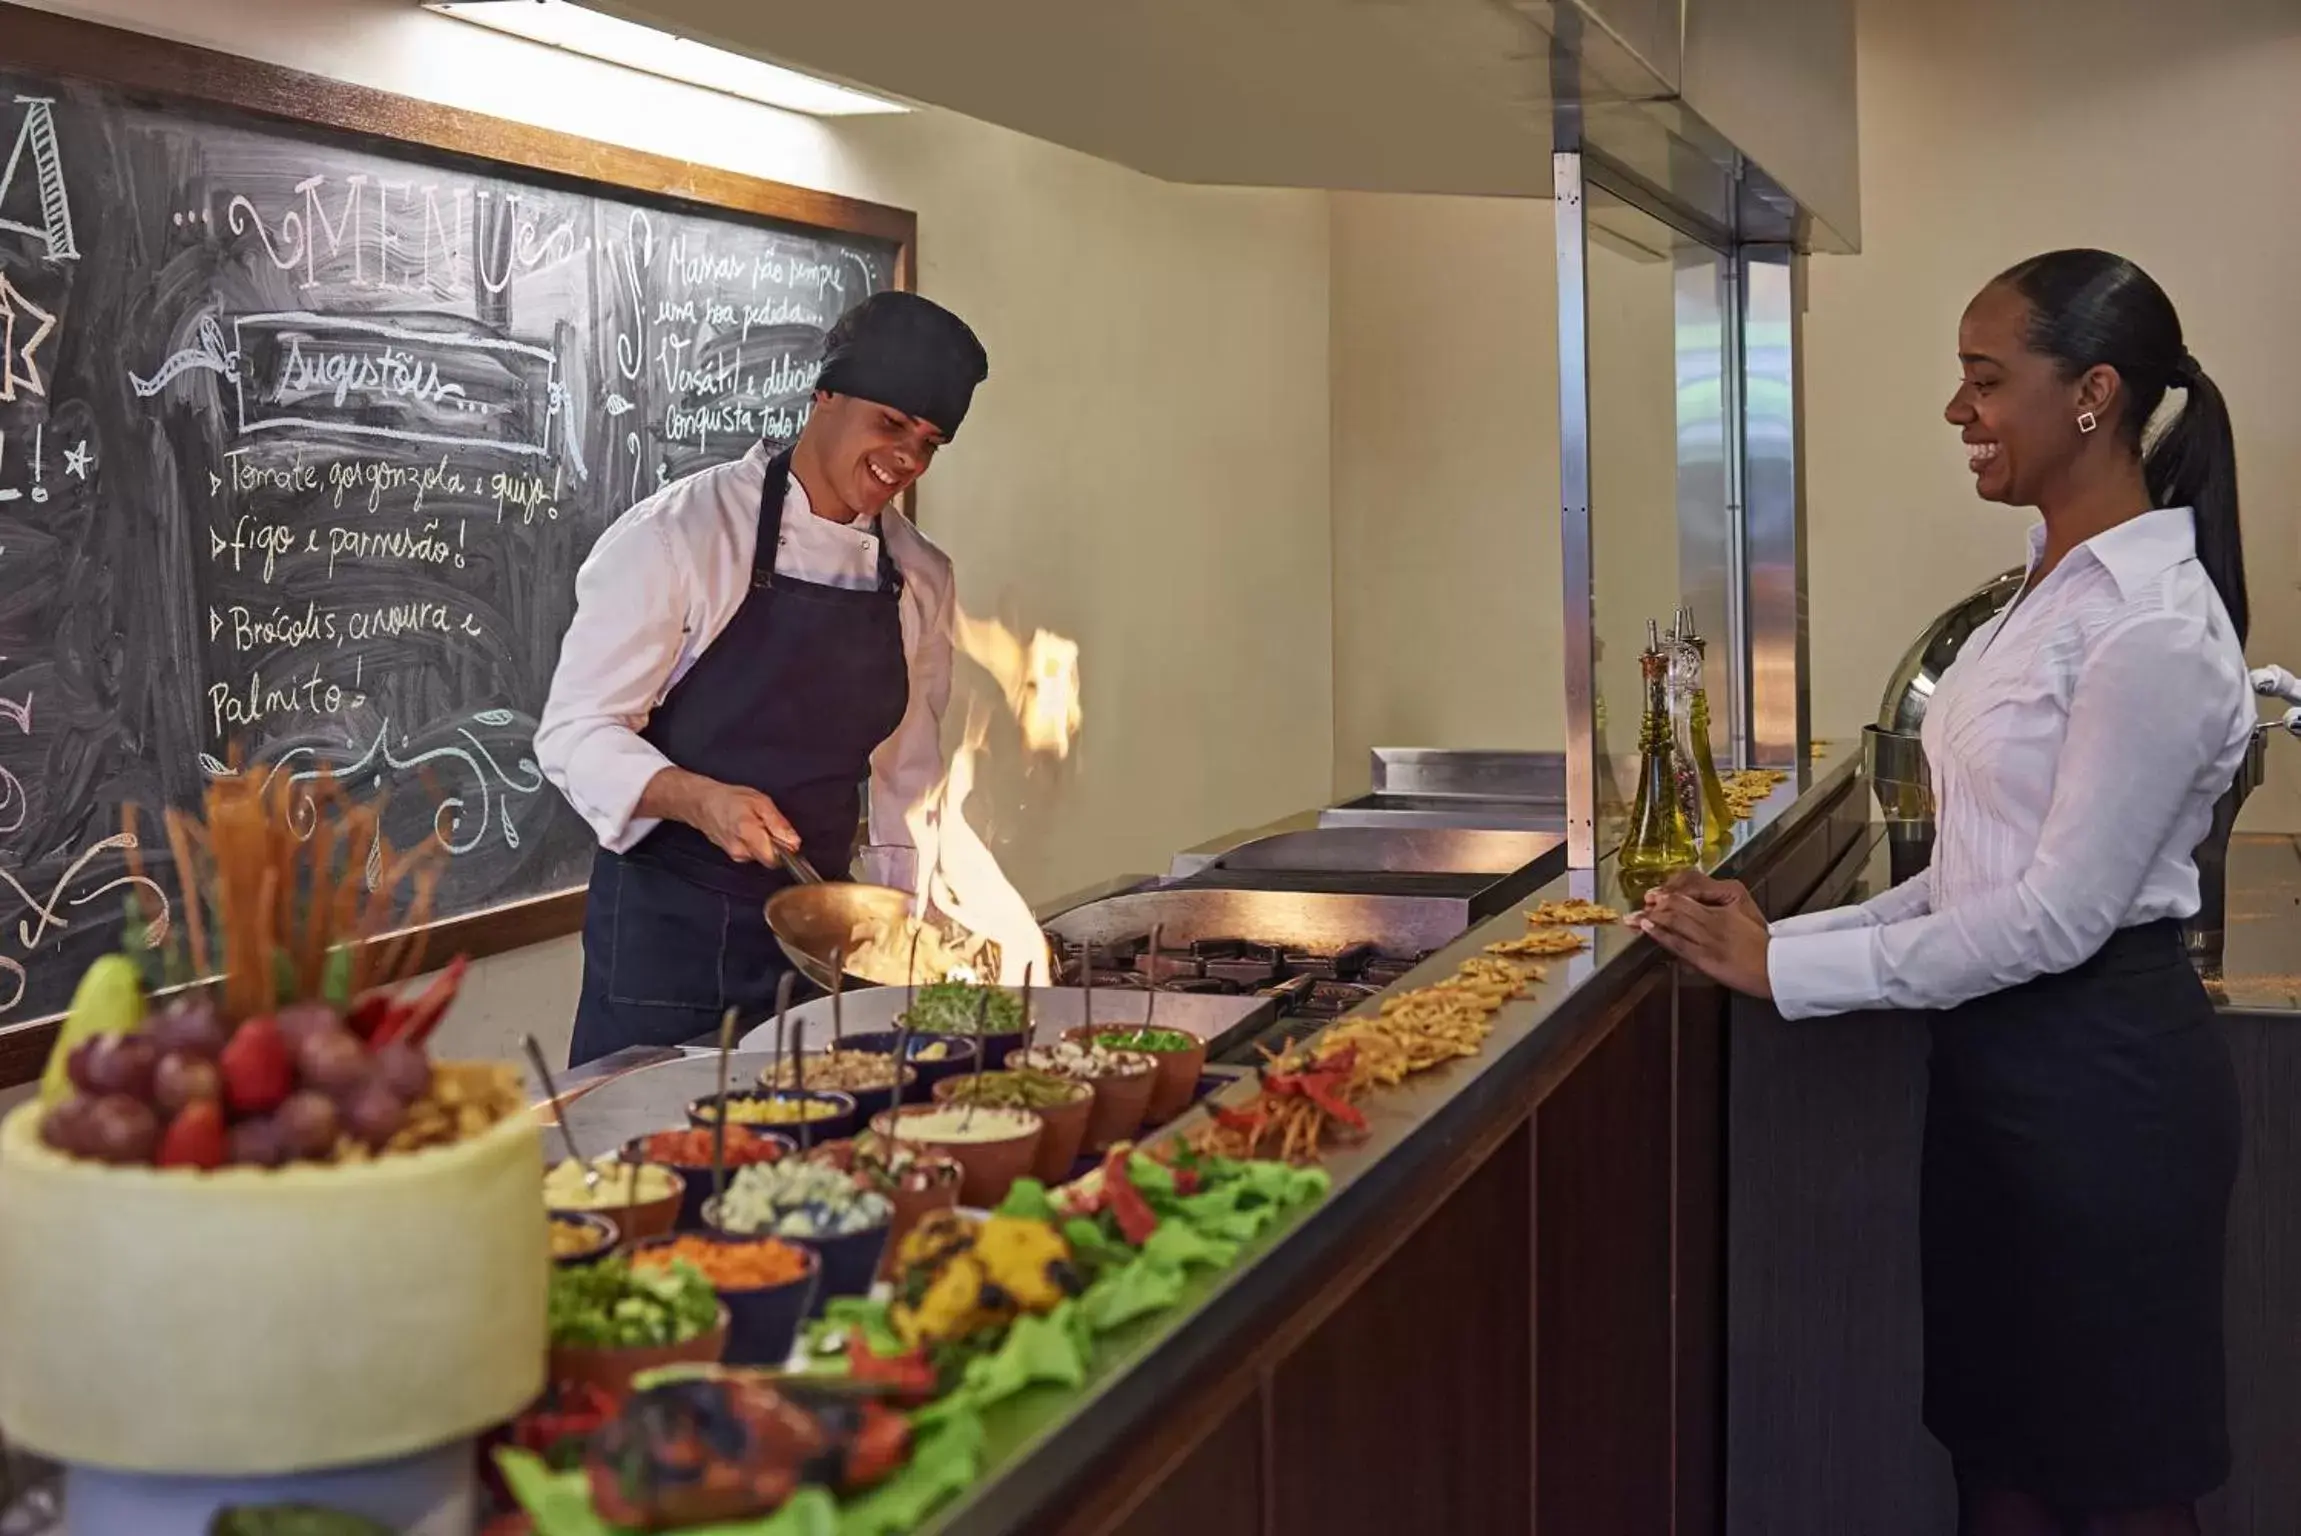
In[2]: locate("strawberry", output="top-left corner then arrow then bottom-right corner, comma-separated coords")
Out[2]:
156,1100 -> 227,1170
219,1016 -> 293,1116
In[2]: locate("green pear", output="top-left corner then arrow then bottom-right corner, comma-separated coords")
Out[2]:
40,954 -> 148,1104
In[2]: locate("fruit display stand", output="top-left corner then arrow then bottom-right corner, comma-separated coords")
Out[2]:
0,1101 -> 546,1534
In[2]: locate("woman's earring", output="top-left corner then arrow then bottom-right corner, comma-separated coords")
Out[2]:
2077,410 -> 2099,434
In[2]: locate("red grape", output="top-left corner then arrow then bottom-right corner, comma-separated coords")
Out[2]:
148,997 -> 228,1060
80,1035 -> 159,1101
84,1095 -> 160,1164
65,1037 -> 104,1095
371,1040 -> 433,1103
295,1027 -> 372,1098
228,1115 -> 290,1169
275,1090 -> 341,1161
342,1081 -> 408,1150
275,1002 -> 344,1050
39,1096 -> 100,1157
153,1051 -> 224,1116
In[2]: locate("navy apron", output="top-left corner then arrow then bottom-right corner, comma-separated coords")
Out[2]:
1921,918 -> 2239,1509
569,450 -> 911,1066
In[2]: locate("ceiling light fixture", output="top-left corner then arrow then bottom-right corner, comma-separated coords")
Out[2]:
423,1 -> 908,117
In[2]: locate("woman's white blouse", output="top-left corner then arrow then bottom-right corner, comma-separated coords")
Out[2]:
1767,507 -> 2253,1020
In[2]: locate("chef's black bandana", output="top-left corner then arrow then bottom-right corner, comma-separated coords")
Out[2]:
813,291 -> 989,441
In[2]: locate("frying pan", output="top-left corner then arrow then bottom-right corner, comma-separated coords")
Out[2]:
761,848 -> 974,991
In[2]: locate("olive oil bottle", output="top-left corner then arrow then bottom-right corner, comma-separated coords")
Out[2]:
1621,621 -> 1698,883
1672,608 -> 1736,848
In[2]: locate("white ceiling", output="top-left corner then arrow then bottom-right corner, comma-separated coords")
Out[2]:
590,0 -> 1681,198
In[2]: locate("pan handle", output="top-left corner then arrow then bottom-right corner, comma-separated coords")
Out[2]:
777,845 -> 825,886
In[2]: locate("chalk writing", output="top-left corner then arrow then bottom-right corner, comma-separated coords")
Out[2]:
320,518 -> 464,579
274,333 -> 470,411
232,313 -> 556,455
317,452 -> 465,513
207,662 -> 368,733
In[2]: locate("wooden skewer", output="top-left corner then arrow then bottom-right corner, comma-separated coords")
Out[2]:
1145,923 -> 1164,1033
782,972 -> 805,1101
959,987 -> 991,1131
830,945 -> 846,1051
163,808 -> 211,985
712,1005 -> 738,1207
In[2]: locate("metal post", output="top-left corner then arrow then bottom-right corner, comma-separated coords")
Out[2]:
1554,148 -> 1596,869
1739,245 -> 1807,769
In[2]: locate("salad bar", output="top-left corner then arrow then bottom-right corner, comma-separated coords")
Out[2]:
0,744 -> 1872,1536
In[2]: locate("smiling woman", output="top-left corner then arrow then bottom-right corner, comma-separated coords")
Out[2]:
1643,250 -> 2253,1536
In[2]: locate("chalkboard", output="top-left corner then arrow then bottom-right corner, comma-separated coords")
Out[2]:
0,4 -> 915,1048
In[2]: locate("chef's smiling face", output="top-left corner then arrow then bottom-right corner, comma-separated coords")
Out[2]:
1944,280 -> 2116,508
805,391 -> 944,520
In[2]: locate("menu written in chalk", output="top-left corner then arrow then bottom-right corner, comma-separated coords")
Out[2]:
0,64 -> 900,1028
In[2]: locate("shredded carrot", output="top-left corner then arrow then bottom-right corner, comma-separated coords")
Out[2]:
633,1235 -> 811,1290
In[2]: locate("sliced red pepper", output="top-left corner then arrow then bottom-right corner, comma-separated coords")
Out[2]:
1099,1148 -> 1161,1247
1212,1103 -> 1267,1133
373,954 -> 470,1047
1295,1077 -> 1368,1132
1173,1164 -> 1203,1196
846,1334 -> 938,1404
344,990 -> 394,1041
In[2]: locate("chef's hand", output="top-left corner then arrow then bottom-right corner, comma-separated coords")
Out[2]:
641,768 -> 800,865
1633,888 -> 1773,999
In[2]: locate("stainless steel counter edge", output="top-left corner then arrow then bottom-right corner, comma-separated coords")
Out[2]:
921,748 -> 1863,1535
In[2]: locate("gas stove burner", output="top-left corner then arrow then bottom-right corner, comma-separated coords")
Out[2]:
1048,931 -> 1432,1020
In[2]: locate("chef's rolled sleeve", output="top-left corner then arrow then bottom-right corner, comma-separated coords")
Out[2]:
535,515 -> 692,852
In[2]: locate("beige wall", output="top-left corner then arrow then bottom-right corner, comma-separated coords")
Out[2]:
1805,0 -> 2301,827
1327,192 -> 1560,797
22,0 -> 1334,1056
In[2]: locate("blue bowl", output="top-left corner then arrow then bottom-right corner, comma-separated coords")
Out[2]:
835,1030 -> 979,1089
948,1028 -> 1030,1070
549,1211 -> 620,1269
633,1233 -> 821,1367
796,1221 -> 892,1315
756,1053 -> 920,1125
686,1089 -> 860,1150
621,1129 -> 798,1231
703,1198 -> 891,1318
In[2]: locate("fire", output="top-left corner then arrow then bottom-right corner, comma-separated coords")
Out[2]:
891,606 -> 1085,986
955,608 -> 1082,759
903,720 -> 1052,987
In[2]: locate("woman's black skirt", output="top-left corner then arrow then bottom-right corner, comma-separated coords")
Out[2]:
1921,919 -> 2240,1507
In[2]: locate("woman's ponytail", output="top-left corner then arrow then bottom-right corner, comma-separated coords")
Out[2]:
2147,360 -> 2247,644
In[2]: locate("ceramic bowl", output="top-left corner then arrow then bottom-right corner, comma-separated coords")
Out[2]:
629,1233 -> 819,1368
932,1073 -> 1093,1184
868,1103 -> 1043,1209
685,1088 -> 860,1150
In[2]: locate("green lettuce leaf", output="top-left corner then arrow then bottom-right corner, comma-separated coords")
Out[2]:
1140,1220 -> 1236,1273
1078,1258 -> 1187,1334
994,1178 -> 1057,1223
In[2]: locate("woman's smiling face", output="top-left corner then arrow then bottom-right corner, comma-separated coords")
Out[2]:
1944,280 -> 2088,509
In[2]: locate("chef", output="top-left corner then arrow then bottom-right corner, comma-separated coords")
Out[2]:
538,291 -> 985,1067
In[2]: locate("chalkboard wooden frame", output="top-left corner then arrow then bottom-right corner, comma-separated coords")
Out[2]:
0,1 -> 920,1083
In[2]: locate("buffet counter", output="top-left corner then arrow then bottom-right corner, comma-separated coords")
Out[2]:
892,748 -> 1871,1535
525,751 -> 1866,1534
